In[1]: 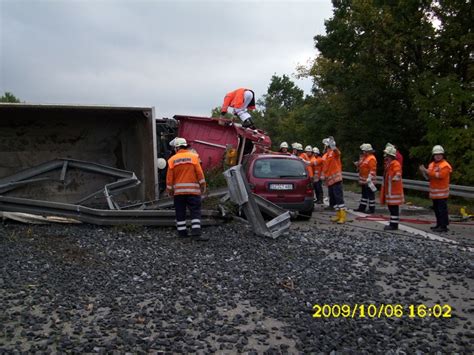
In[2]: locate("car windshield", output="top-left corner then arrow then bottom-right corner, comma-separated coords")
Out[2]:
253,158 -> 307,178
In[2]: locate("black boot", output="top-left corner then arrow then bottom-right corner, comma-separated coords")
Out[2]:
191,228 -> 209,241
384,224 -> 398,231
178,230 -> 189,238
367,207 -> 375,214
355,205 -> 366,212
242,118 -> 255,129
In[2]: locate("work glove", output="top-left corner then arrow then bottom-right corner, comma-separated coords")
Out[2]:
200,184 -> 207,195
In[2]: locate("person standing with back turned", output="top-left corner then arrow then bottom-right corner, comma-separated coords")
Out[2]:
355,143 -> 378,213
380,145 -> 404,231
166,138 -> 208,241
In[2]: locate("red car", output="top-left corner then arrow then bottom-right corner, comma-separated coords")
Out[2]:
242,153 -> 314,218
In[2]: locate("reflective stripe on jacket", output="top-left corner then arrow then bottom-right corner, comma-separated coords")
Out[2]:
427,160 -> 452,199
380,159 -> 404,205
358,153 -> 377,184
321,148 -> 342,187
166,149 -> 206,195
221,88 -> 256,113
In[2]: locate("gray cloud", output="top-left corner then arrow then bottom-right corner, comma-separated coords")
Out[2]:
0,0 -> 332,117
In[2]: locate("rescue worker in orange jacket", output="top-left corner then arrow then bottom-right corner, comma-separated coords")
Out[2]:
419,145 -> 453,233
166,138 -> 208,241
355,143 -> 378,213
321,137 -> 346,224
380,145 -> 404,231
221,88 -> 256,128
385,143 -> 403,170
312,147 -> 324,204
298,144 -> 314,179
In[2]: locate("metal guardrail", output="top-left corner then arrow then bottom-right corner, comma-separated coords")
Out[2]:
342,172 -> 474,199
223,165 -> 291,238
0,195 -> 225,226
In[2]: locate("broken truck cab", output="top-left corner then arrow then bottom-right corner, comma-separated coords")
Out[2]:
158,115 -> 271,170
156,115 -> 271,192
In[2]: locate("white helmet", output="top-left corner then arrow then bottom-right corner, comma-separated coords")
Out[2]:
174,137 -> 188,148
383,145 -> 397,157
312,147 -> 320,154
291,142 -> 299,149
280,141 -> 289,149
157,158 -> 167,170
304,145 -> 312,152
322,138 -> 330,146
385,142 -> 395,149
295,143 -> 304,151
432,145 -> 445,155
360,143 -> 373,152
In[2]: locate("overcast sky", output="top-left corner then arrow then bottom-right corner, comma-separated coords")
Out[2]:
1,0 -> 333,118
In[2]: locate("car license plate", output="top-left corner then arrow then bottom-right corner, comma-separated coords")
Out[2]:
269,183 -> 293,190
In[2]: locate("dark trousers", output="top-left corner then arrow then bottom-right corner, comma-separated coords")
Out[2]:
433,199 -> 449,228
328,181 -> 345,210
174,195 -> 202,236
388,205 -> 400,228
313,180 -> 324,202
359,185 -> 375,212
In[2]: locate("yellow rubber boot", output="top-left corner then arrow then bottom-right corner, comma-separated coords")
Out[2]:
331,210 -> 341,222
337,209 -> 347,224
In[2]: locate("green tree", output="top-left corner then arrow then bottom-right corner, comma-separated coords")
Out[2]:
409,0 -> 473,184
301,0 -> 446,177
0,92 -> 21,103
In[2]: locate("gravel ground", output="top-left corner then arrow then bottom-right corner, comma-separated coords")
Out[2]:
1,221 -> 473,353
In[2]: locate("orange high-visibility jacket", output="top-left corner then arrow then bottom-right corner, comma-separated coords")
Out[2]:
221,88 -> 256,113
312,156 -> 324,180
427,160 -> 452,199
380,159 -> 404,205
166,149 -> 206,196
321,148 -> 342,187
358,153 -> 377,184
298,153 -> 314,178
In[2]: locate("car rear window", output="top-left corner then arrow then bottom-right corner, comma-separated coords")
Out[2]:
253,158 -> 307,178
